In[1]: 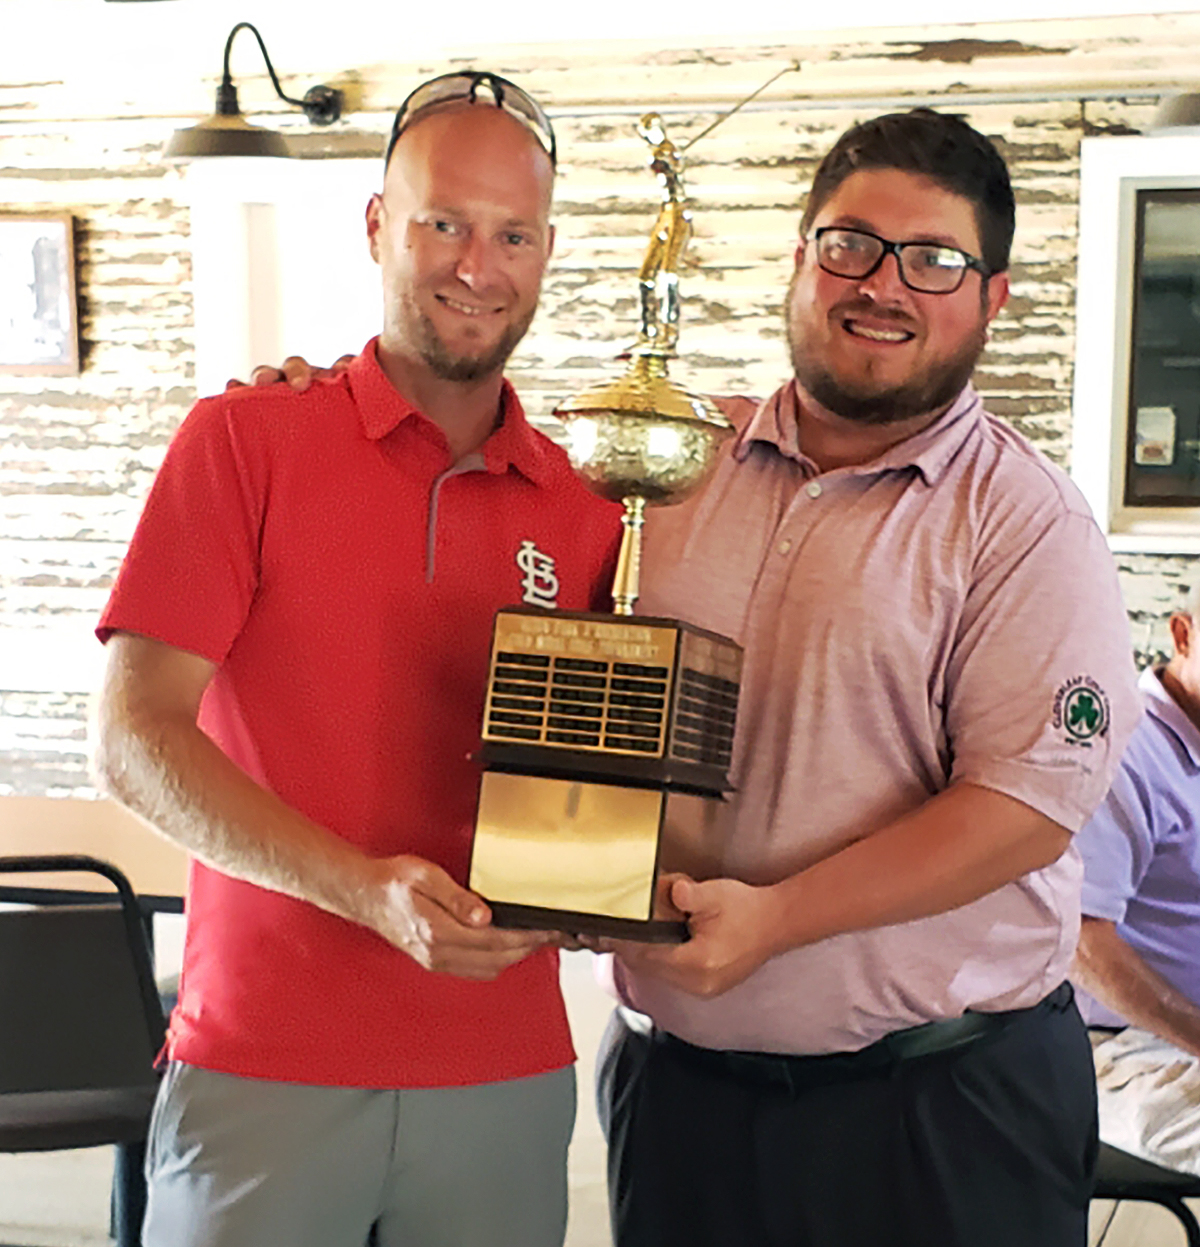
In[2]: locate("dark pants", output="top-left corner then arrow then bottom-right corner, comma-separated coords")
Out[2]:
597,986 -> 1097,1247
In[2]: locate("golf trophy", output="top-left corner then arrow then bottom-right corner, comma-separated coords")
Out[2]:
468,115 -> 742,941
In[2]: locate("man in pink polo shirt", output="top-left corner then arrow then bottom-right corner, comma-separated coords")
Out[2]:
256,108 -> 1141,1242
595,109 -> 1142,1247
92,73 -> 620,1247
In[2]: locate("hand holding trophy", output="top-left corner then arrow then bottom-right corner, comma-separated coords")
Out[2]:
468,114 -> 743,942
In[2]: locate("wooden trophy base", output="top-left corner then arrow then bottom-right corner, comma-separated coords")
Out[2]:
489,901 -> 689,944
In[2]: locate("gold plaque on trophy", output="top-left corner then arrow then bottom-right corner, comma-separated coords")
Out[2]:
468,115 -> 742,942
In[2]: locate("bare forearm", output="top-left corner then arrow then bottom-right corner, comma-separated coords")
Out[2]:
1074,917 -> 1200,1058
92,632 -> 553,980
92,632 -> 385,929
94,700 -> 379,925
763,782 -> 1072,956
617,781 -> 1073,999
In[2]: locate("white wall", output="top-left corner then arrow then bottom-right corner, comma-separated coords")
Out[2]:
4,2 -> 1200,120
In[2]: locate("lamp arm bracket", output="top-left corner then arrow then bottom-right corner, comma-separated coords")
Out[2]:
221,22 -> 343,126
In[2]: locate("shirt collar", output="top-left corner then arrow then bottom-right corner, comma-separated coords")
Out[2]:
734,379 -> 983,485
1141,665 -> 1200,769
346,337 -> 557,487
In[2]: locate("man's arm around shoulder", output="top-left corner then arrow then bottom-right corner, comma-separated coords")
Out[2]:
92,631 -> 552,980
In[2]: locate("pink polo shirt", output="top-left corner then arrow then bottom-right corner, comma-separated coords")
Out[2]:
616,381 -> 1141,1056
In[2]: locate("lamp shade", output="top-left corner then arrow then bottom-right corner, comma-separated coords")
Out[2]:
164,25 -> 341,162
165,112 -> 290,160
1152,92 -> 1200,131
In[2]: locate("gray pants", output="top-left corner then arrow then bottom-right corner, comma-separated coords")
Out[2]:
143,1061 -> 576,1247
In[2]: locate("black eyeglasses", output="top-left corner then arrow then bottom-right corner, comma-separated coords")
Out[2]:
811,227 -> 989,294
386,71 -> 557,168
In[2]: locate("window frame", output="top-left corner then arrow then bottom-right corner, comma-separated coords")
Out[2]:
1071,132 -> 1200,553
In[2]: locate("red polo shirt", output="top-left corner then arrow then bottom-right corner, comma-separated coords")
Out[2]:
98,341 -> 622,1087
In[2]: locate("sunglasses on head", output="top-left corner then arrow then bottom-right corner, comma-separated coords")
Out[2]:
385,70 -> 557,167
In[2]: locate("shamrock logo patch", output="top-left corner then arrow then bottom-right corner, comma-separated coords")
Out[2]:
1052,676 -> 1110,746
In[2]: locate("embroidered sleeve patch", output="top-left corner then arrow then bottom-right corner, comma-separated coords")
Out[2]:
1052,676 -> 1111,746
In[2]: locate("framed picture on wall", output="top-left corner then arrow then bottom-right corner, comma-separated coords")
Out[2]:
0,212 -> 79,376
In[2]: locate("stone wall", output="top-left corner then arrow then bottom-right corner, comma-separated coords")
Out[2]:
1,12 -> 1196,794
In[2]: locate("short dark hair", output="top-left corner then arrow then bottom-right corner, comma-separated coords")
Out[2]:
799,109 -> 1016,276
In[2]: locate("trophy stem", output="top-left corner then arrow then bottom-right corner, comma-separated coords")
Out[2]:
612,495 -> 647,616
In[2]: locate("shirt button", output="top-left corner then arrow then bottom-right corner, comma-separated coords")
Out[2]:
779,538 -> 793,556
805,481 -> 823,499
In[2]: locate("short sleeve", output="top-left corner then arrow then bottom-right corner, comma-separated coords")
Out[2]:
945,504 -> 1141,832
97,394 -> 268,664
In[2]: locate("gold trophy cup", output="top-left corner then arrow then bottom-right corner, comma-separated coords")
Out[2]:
468,115 -> 742,941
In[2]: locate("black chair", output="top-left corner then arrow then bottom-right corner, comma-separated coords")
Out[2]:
1093,1141 -> 1200,1246
0,854 -> 166,1247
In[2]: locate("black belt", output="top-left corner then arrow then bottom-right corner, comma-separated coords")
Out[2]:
654,981 -> 1075,1095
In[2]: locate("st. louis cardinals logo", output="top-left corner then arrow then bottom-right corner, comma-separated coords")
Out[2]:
516,540 -> 559,609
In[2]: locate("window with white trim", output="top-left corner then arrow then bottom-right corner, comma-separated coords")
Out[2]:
1071,133 -> 1200,553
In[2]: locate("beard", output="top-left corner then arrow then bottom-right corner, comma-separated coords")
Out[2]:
403,296 -> 537,383
786,278 -> 988,426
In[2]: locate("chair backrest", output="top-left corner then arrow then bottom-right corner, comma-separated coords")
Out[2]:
0,855 -> 165,1096
1093,1142 -> 1200,1247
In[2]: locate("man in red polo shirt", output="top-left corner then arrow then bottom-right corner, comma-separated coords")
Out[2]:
92,72 -> 620,1247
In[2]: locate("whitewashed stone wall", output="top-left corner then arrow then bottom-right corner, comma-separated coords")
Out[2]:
0,13 -> 1196,794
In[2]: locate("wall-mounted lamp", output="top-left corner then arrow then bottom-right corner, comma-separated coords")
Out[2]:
165,22 -> 342,160
1151,92 -> 1200,132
